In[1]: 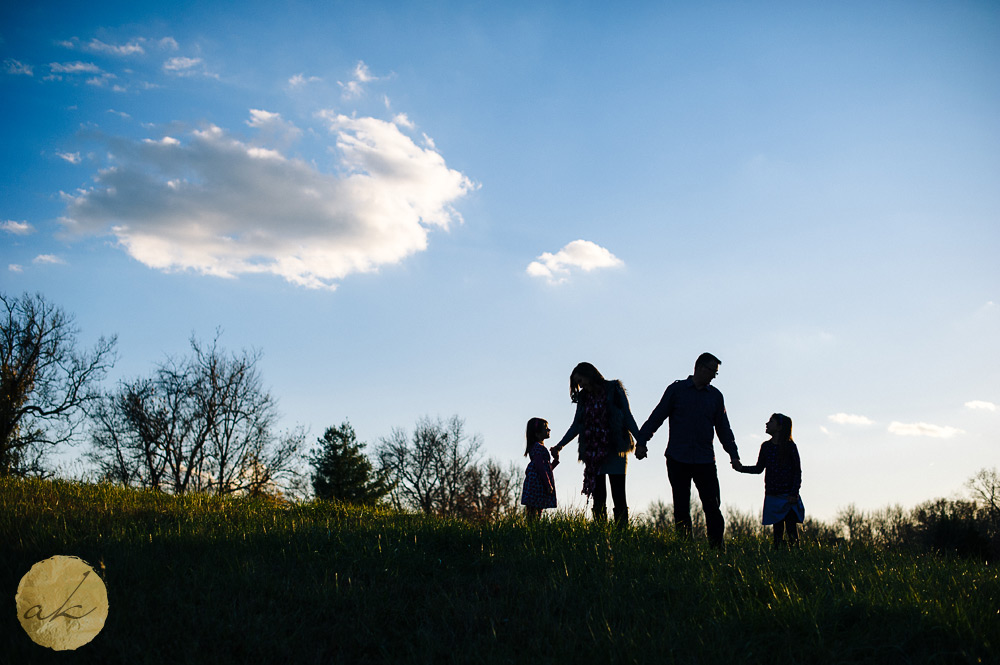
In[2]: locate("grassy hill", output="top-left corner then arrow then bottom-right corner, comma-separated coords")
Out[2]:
3,478 -> 997,664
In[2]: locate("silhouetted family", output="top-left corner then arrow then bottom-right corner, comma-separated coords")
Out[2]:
520,353 -> 804,549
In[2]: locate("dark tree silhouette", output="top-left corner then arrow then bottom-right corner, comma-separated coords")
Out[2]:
1,292 -> 117,476
89,333 -> 304,496
309,421 -> 390,505
375,415 -> 519,518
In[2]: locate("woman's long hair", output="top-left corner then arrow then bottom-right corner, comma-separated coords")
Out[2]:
525,418 -> 547,456
570,362 -> 606,403
771,413 -> 795,466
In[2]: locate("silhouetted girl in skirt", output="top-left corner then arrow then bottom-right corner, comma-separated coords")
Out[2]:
736,413 -> 804,548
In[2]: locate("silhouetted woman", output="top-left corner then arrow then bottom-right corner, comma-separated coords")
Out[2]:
551,362 -> 640,527
735,413 -> 804,548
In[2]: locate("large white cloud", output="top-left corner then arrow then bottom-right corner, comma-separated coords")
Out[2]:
61,112 -> 474,290
527,239 -> 624,284
887,421 -> 965,438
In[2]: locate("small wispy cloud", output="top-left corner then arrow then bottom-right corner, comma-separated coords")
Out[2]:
527,239 -> 624,285
827,413 -> 874,426
163,56 -> 200,72
163,56 -> 215,78
57,151 -> 82,164
393,113 -> 414,129
8,264 -> 24,273
33,254 -> 66,265
965,400 -> 997,412
289,73 -> 321,87
888,421 -> 965,438
49,61 -> 103,75
85,38 -> 145,56
2,220 -> 34,235
4,58 -> 33,76
339,61 -> 379,99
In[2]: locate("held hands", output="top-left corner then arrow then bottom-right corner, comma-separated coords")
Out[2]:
731,459 -> 743,471
635,444 -> 648,460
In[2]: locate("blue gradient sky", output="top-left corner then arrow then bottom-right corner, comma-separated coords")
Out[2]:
3,1 -> 998,519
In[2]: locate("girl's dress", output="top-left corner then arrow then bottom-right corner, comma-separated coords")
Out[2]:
746,440 -> 805,525
521,442 -> 557,509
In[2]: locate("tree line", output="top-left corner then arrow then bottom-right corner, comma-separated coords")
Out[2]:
3,291 -> 999,554
1,291 -> 520,518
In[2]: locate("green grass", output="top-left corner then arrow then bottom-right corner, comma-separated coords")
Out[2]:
3,478 -> 997,664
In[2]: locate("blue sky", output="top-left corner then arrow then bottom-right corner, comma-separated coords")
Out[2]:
3,1 -> 998,520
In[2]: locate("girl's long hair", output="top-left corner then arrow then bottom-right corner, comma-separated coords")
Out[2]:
525,418 -> 547,456
771,413 -> 795,466
570,362 -> 606,403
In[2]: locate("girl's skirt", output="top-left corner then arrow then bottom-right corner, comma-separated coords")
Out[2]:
761,493 -> 805,525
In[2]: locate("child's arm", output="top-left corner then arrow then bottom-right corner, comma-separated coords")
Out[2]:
735,443 -> 767,474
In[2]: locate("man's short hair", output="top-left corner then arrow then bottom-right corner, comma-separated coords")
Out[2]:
695,352 -> 722,368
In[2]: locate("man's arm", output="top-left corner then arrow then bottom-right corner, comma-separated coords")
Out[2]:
714,395 -> 740,465
635,383 -> 675,459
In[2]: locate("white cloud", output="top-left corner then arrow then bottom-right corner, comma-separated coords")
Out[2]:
354,62 -> 375,83
965,400 -> 997,411
526,239 -> 624,284
247,109 -> 302,147
57,151 -> 82,164
289,73 -> 321,87
163,57 -> 214,78
50,61 -> 103,75
9,264 -> 24,273
887,421 -> 965,438
159,37 -> 180,51
86,39 -> 145,56
33,254 -> 66,265
4,59 -> 33,76
393,113 -> 414,129
339,60 -> 379,99
827,413 -> 874,426
60,113 -> 474,290
2,220 -> 34,235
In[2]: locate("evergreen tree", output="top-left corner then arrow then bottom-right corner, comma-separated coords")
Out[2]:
309,421 -> 390,505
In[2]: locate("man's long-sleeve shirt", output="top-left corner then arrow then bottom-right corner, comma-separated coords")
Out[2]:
637,376 -> 739,465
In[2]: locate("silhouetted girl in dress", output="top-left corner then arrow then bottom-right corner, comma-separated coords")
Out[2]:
521,418 -> 558,520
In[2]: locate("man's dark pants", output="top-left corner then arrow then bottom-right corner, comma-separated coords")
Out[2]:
666,456 -> 725,547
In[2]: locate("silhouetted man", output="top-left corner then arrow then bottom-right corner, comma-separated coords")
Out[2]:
635,353 -> 740,548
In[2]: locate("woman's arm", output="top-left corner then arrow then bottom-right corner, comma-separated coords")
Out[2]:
552,401 -> 583,453
616,382 -> 641,438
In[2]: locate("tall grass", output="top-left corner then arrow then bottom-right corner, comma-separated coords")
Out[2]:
3,478 -> 997,664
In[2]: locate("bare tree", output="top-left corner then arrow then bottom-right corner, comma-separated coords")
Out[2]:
1,292 -> 117,476
89,334 -> 304,496
968,468 -> 999,517
375,415 -> 492,516
457,459 -> 522,520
